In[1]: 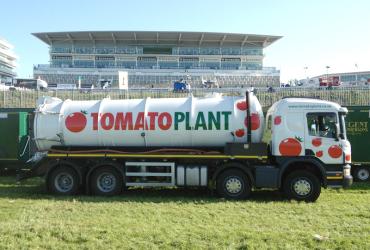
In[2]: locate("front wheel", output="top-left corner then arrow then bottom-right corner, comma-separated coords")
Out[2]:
216,169 -> 251,200
283,171 -> 321,202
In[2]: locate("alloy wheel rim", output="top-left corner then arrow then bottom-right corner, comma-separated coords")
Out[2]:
225,177 -> 243,194
97,173 -> 116,192
55,173 -> 74,192
358,169 -> 370,181
293,179 -> 312,196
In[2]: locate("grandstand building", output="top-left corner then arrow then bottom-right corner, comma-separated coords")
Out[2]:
0,37 -> 17,84
33,31 -> 281,88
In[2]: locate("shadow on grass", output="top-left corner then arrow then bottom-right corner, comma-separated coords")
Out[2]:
0,176 -> 285,203
0,176 -> 368,203
346,182 -> 370,190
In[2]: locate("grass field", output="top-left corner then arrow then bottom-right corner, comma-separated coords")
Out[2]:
0,176 -> 369,249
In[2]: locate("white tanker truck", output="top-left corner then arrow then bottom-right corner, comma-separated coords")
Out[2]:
20,91 -> 352,201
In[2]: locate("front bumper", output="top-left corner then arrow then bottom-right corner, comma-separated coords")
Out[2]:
343,175 -> 353,188
327,164 -> 353,188
343,164 -> 353,188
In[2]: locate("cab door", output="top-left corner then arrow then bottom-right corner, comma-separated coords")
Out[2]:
305,112 -> 343,164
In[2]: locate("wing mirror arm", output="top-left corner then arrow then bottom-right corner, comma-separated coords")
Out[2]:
335,123 -> 340,141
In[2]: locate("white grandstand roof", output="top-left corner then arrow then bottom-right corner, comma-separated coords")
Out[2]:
32,31 -> 282,48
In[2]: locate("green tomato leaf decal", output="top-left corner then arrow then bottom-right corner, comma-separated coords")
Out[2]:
295,136 -> 303,142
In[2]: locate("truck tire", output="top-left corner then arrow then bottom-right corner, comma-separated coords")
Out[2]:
353,166 -> 370,182
48,166 -> 80,195
216,169 -> 251,200
283,170 -> 321,202
90,167 -> 123,196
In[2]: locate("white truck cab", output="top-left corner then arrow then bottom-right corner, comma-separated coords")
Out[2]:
263,97 -> 352,194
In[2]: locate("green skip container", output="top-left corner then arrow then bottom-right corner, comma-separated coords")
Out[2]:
346,106 -> 370,181
0,108 -> 33,170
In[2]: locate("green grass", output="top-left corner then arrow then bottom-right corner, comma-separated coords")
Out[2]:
0,176 -> 369,249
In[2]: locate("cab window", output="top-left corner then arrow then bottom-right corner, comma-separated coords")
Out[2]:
306,113 -> 337,138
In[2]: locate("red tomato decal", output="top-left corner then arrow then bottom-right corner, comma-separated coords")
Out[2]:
316,151 -> 323,158
244,113 -> 260,131
65,112 -> 87,133
235,129 -> 245,137
328,145 -> 342,158
279,138 -> 302,156
274,116 -> 281,125
251,113 -> 260,130
312,138 -> 322,147
236,101 -> 248,111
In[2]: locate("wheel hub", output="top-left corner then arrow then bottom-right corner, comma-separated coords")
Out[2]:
55,173 -> 74,192
358,169 -> 369,181
97,173 -> 116,192
225,177 -> 242,194
293,179 -> 312,196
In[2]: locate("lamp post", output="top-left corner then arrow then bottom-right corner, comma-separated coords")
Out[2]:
355,63 -> 358,85
304,66 -> 308,80
303,66 -> 308,84
326,66 -> 330,86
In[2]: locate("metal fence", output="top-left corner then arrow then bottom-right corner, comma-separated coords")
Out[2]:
1,86 -> 369,108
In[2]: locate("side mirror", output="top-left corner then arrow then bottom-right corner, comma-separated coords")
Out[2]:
335,123 -> 340,141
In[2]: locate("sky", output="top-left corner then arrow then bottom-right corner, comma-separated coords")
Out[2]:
2,0 -> 370,82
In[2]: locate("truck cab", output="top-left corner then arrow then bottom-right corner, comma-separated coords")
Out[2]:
263,97 -> 352,194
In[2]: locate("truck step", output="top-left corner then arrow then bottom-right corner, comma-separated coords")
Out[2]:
125,161 -> 175,187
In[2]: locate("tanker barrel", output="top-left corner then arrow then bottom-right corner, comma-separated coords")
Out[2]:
33,95 -> 265,151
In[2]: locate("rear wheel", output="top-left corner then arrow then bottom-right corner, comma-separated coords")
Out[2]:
90,167 -> 123,196
354,166 -> 370,182
48,166 -> 80,195
283,170 -> 321,202
216,169 -> 251,200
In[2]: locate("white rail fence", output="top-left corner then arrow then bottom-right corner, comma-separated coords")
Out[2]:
1,87 -> 369,108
